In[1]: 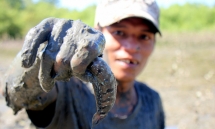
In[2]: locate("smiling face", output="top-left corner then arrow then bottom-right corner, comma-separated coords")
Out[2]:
101,17 -> 156,83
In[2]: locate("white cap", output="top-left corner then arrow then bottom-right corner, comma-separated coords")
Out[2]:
95,0 -> 161,34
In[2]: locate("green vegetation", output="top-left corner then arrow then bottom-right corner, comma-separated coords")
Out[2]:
0,0 -> 215,38
0,0 -> 96,39
160,4 -> 215,32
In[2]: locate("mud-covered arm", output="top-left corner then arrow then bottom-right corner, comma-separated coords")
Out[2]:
4,50 -> 58,114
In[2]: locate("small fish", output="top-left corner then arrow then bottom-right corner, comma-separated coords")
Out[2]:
88,57 -> 117,125
75,57 -> 117,127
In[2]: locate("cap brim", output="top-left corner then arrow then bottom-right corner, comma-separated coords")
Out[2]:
96,8 -> 161,36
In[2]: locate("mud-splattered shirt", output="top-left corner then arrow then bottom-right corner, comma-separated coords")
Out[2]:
26,78 -> 165,129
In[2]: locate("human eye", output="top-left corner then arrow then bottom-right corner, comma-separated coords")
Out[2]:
112,30 -> 124,36
139,34 -> 150,40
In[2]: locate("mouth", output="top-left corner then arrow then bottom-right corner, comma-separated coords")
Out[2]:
117,59 -> 139,65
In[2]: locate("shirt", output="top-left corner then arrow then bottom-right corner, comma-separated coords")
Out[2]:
26,77 -> 165,129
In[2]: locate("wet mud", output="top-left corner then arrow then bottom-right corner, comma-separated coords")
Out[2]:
3,18 -> 117,125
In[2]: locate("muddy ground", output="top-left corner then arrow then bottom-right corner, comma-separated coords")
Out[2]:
0,32 -> 214,129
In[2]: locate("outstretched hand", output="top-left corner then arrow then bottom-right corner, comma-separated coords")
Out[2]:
19,17 -> 117,125
21,17 -> 105,92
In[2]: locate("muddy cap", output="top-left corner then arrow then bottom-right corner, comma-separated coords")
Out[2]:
95,0 -> 161,34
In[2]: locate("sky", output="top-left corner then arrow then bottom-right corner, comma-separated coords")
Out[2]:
58,0 -> 215,11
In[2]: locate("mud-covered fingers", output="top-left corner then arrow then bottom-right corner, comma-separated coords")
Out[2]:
46,19 -> 73,52
38,19 -> 73,92
39,19 -> 106,89
69,20 -> 106,75
21,17 -> 60,68
38,51 -> 55,92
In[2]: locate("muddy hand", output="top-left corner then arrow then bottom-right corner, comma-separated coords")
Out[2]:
21,17 -> 105,92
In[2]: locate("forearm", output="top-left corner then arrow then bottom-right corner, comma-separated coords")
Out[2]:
4,51 -> 57,114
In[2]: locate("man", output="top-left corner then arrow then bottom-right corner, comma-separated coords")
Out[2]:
3,0 -> 165,129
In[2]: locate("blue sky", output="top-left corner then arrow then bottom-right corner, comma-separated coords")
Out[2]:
59,0 -> 215,10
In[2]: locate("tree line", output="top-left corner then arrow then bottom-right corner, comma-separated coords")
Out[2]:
0,0 -> 215,39
160,3 -> 215,32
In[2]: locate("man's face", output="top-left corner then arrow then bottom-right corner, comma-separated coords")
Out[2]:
101,17 -> 156,82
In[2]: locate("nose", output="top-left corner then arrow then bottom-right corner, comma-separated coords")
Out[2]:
121,36 -> 140,53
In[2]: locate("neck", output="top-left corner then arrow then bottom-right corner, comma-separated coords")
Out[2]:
110,81 -> 138,117
117,81 -> 134,93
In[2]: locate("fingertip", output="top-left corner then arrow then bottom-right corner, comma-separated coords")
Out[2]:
21,17 -> 56,68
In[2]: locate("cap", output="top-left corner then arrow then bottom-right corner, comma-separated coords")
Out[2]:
94,0 -> 161,34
